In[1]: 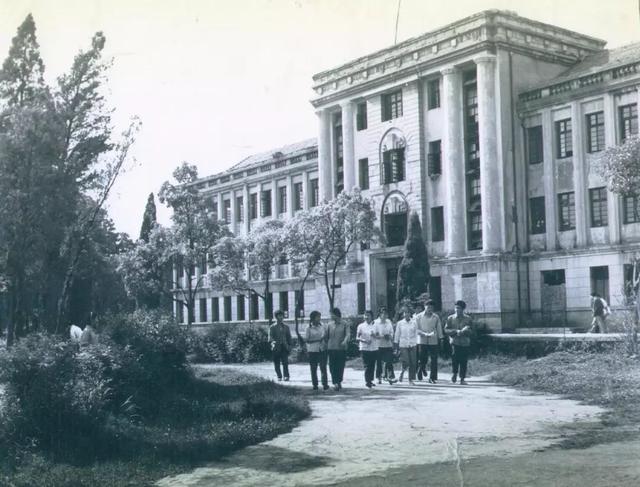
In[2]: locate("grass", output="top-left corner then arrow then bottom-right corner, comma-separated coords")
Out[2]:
0,368 -> 311,487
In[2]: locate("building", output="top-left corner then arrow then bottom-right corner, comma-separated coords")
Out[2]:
178,10 -> 640,330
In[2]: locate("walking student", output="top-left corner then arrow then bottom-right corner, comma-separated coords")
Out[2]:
305,310 -> 329,391
394,305 -> 418,385
268,310 -> 292,381
416,299 -> 443,383
589,292 -> 610,333
327,308 -> 350,391
375,307 -> 396,384
444,300 -> 473,385
357,310 -> 379,389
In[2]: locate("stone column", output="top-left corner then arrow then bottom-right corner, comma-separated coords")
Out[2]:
541,109 -> 558,250
441,66 -> 466,256
317,109 -> 332,202
475,55 -> 502,254
229,190 -> 237,234
271,180 -> 278,218
341,101 -> 356,192
217,193 -> 224,224
286,175 -> 295,218
302,171 -> 309,210
243,184 -> 250,234
571,101 -> 588,247
604,92 -> 621,244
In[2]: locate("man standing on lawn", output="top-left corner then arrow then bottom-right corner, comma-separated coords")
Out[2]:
444,300 -> 473,385
268,310 -> 292,381
327,308 -> 350,391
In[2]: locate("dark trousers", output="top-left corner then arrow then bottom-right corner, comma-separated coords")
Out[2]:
308,351 -> 328,387
362,350 -> 377,385
451,345 -> 469,380
328,350 -> 346,385
375,347 -> 395,379
417,344 -> 439,380
272,349 -> 289,379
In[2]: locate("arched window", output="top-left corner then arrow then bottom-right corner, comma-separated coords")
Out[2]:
382,192 -> 408,247
380,129 -> 406,185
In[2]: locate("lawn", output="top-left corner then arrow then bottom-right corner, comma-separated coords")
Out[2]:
0,367 -> 310,487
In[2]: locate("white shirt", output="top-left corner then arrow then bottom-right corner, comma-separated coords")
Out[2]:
356,321 -> 379,352
394,318 -> 417,348
374,318 -> 394,348
415,312 -> 443,345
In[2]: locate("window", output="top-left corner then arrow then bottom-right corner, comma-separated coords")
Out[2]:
176,255 -> 184,278
236,295 -> 245,321
249,293 -> 259,320
265,292 -> 273,320
624,264 -> 635,301
590,266 -> 609,303
261,189 -> 272,217
428,140 -> 442,176
211,297 -> 220,322
359,158 -> 369,190
586,112 -> 605,153
469,175 -> 481,199
556,119 -> 573,158
279,291 -> 289,318
381,90 -> 403,121
292,182 -> 303,211
558,192 -> 576,230
589,187 -> 608,227
529,196 -> 546,234
356,102 -> 367,130
249,193 -> 258,219
294,289 -> 304,318
211,200 -> 218,220
278,186 -> 287,214
542,269 -> 565,286
619,103 -> 638,142
224,296 -> 232,321
382,148 -> 405,184
310,179 -> 319,207
176,301 -> 184,324
527,126 -> 543,164
383,194 -> 408,246
236,196 -> 244,222
223,199 -> 231,223
464,82 -> 479,164
623,194 -> 640,223
431,207 -> 444,242
199,298 -> 207,322
469,212 -> 482,250
429,276 -> 442,311
427,79 -> 440,109
357,283 -> 366,315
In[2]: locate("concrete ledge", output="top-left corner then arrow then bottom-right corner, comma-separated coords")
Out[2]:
489,333 -> 625,342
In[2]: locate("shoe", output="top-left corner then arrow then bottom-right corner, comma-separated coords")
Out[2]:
366,382 -> 373,389
388,378 -> 397,385
428,378 -> 435,384
323,385 -> 329,391
333,384 -> 340,391
409,380 -> 416,385
460,379 -> 468,385
277,377 -> 283,381
378,378 -> 382,384
284,377 -> 290,382
313,385 -> 319,391
399,371 -> 404,382
338,383 -> 343,391
451,374 -> 457,383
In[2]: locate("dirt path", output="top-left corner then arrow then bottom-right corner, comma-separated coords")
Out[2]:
157,363 -> 609,486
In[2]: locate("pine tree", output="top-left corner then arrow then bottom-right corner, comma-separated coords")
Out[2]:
395,212 -> 430,312
139,193 -> 157,242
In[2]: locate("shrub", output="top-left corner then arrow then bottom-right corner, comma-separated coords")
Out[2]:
189,325 -> 271,363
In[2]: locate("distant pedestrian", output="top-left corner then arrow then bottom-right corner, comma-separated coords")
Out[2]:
394,305 -> 417,385
374,307 -> 396,385
357,310 -> 379,389
326,308 -> 350,391
444,300 -> 473,385
416,300 -> 443,383
69,324 -> 83,343
79,324 -> 98,346
589,292 -> 610,333
305,310 -> 328,391
268,310 -> 292,381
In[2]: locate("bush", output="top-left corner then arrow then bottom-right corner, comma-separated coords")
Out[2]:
189,325 -> 271,364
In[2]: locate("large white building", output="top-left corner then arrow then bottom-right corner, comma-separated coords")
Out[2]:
177,10 -> 640,330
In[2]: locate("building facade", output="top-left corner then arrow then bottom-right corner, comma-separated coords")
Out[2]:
177,10 -> 640,330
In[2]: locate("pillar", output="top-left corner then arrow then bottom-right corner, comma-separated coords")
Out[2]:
271,179 -> 278,217
229,190 -> 237,234
341,101 -> 356,192
243,184 -> 250,234
475,55 -> 502,254
217,193 -> 224,224
571,101 -> 588,247
604,92 -> 621,244
317,109 -> 332,202
441,66 -> 466,256
541,109 -> 558,250
287,175 -> 295,218
302,171 -> 309,210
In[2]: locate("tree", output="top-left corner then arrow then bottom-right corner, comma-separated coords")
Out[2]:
396,212 -> 430,313
296,189 -> 381,310
139,193 -> 157,242
213,219 -> 286,321
159,163 -> 229,326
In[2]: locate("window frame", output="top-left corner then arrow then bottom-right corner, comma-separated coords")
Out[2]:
381,148 -> 405,184
526,125 -> 543,164
558,191 -> 576,231
278,186 -> 287,214
529,196 -> 546,234
619,103 -> 638,142
381,89 -> 403,122
555,119 -> 573,159
431,206 -> 444,242
586,111 -> 605,153
623,194 -> 640,224
427,79 -> 440,109
428,140 -> 442,176
589,186 -> 608,227
358,158 -> 369,190
356,101 -> 368,131
261,189 -> 272,217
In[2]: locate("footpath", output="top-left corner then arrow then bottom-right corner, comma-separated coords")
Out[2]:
154,362 -> 639,487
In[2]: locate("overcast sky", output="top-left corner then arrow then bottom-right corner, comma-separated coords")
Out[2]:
1,0 -> 639,238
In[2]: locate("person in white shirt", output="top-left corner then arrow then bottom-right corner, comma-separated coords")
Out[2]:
357,310 -> 379,389
304,310 -> 328,391
394,305 -> 418,385
415,300 -> 444,383
374,307 -> 397,385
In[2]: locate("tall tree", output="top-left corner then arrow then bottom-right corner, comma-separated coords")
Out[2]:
139,193 -> 157,242
159,163 -> 229,326
396,212 -> 430,313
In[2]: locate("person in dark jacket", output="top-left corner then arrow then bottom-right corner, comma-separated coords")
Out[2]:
444,300 -> 473,385
268,310 -> 293,381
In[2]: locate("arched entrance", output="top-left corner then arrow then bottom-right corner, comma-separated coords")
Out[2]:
382,192 -> 408,247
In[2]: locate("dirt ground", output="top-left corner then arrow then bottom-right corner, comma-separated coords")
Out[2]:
157,363 -> 640,487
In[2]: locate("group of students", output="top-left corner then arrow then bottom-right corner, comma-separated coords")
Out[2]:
267,299 -> 474,391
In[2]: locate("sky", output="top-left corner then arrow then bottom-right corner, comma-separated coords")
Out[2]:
0,0 -> 639,238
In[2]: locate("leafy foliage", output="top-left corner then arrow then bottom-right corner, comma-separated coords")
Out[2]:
139,192 -> 157,243
189,325 -> 271,363
396,212 -> 430,311
594,135 -> 640,196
